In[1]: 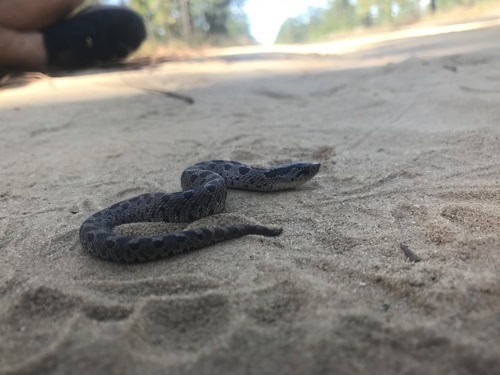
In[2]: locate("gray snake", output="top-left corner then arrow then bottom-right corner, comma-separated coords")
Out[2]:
79,160 -> 321,263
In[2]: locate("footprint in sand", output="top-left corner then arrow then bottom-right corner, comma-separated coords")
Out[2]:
126,293 -> 231,358
240,280 -> 308,326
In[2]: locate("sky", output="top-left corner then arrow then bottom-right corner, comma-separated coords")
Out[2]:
244,0 -> 329,44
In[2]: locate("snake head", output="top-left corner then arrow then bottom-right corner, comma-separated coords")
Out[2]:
264,162 -> 321,190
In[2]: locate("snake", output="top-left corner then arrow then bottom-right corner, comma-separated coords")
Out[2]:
79,160 -> 321,263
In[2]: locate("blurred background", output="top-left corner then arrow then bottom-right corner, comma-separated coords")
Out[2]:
85,0 -> 497,49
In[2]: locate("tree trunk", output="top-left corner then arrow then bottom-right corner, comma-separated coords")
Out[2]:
430,0 -> 437,13
180,0 -> 192,42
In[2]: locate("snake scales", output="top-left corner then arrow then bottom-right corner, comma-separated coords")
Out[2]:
79,160 -> 321,263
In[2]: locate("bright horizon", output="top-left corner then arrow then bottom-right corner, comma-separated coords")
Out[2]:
244,0 -> 329,44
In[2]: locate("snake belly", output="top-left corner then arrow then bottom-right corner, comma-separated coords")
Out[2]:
79,160 -> 321,263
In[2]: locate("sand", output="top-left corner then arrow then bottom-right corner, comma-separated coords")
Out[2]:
0,18 -> 499,375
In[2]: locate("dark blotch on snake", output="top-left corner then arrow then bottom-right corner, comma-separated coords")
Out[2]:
264,166 -> 294,177
214,228 -> 225,239
117,237 -> 131,247
139,238 -> 153,247
183,191 -> 194,199
175,235 -> 187,242
239,167 -> 250,175
184,230 -> 198,238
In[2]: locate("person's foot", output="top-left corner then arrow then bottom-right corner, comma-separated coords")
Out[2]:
41,6 -> 146,69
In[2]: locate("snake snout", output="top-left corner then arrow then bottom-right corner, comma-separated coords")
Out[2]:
295,162 -> 321,180
310,163 -> 321,176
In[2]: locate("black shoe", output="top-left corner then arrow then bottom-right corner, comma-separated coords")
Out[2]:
42,6 -> 146,69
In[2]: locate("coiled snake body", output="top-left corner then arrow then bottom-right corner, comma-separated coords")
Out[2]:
79,160 -> 321,263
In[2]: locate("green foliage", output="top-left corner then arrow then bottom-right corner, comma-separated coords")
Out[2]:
276,1 -> 358,44
275,17 -> 309,44
129,0 -> 177,40
275,0 -> 488,44
189,0 -> 254,44
225,6 -> 254,45
85,0 -> 253,45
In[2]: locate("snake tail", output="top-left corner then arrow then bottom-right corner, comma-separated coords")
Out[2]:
80,223 -> 282,263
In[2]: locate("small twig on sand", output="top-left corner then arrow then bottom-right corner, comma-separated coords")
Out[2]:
139,87 -> 195,104
400,242 -> 422,262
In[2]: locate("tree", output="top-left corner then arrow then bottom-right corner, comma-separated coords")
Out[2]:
180,0 -> 193,41
276,17 -> 309,44
430,0 -> 437,12
109,0 -> 251,45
